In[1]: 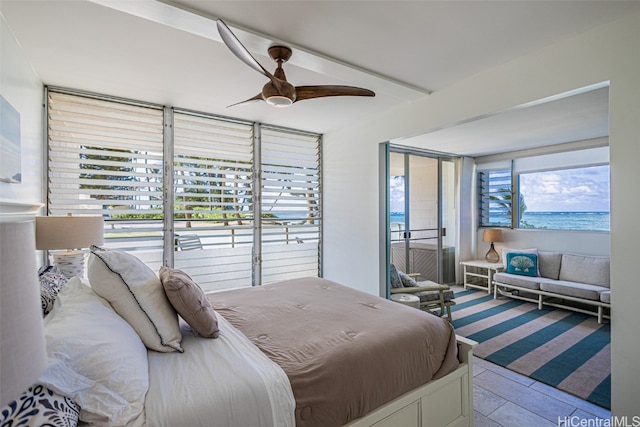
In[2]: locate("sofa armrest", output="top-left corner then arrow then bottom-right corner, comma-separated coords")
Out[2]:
390,284 -> 450,293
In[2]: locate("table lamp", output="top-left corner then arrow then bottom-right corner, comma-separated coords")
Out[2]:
482,228 -> 504,263
35,214 -> 104,278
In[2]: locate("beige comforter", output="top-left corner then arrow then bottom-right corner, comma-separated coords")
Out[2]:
210,277 -> 459,427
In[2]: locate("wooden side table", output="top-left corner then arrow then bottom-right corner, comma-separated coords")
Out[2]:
460,260 -> 503,294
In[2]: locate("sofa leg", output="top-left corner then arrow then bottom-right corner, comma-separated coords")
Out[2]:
538,295 -> 543,310
598,307 -> 603,324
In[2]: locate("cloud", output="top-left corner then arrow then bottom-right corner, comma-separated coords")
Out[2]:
390,176 -> 405,212
519,166 -> 609,212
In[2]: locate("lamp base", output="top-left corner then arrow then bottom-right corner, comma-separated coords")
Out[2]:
52,251 -> 86,279
485,243 -> 500,263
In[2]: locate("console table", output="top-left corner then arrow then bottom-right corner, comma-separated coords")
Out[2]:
460,260 -> 503,294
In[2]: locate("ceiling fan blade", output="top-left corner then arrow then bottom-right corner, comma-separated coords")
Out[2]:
227,93 -> 264,108
294,85 -> 375,102
216,20 -> 284,90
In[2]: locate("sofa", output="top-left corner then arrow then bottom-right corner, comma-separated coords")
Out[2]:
492,249 -> 610,323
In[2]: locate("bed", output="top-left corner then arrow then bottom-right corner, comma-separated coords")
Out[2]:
5,247 -> 476,427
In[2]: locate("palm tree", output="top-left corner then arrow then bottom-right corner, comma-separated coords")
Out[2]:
490,188 -> 529,226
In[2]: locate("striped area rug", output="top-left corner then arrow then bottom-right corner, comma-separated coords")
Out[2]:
451,287 -> 611,409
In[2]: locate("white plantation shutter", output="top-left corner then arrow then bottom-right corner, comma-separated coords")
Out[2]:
47,90 -> 165,258
172,111 -> 255,290
46,88 -> 322,289
261,126 -> 321,283
477,168 -> 512,228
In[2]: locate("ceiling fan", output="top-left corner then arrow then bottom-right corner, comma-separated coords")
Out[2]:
216,19 -> 375,107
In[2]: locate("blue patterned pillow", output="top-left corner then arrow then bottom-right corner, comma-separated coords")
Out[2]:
506,253 -> 538,277
389,264 -> 403,288
0,383 -> 79,427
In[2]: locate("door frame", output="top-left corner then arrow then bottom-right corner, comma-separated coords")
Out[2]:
379,142 -> 457,298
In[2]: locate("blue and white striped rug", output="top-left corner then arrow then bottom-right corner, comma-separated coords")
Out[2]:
451,287 -> 611,409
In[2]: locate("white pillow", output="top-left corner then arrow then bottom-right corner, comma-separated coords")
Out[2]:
88,246 -> 183,353
38,277 -> 148,426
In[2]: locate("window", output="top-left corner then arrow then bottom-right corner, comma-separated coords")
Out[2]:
261,126 -> 321,283
478,169 -> 512,227
47,91 -> 165,260
46,89 -> 322,290
477,148 -> 610,232
518,165 -> 610,231
172,111 -> 255,290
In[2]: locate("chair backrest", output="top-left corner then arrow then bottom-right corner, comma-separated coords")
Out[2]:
175,234 -> 203,251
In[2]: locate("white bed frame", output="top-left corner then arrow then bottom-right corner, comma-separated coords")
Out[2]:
345,336 -> 477,427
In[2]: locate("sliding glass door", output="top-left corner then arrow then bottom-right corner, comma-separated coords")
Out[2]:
388,150 -> 456,286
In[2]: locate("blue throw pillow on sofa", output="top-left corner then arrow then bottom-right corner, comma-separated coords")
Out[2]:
506,253 -> 538,277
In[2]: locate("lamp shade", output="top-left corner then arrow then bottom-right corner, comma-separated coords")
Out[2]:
35,214 -> 104,250
0,219 -> 47,407
482,228 -> 504,243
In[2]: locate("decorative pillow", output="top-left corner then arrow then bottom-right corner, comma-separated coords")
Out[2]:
88,246 -> 183,353
389,264 -> 403,288
159,266 -> 219,338
0,383 -> 80,427
506,252 -> 538,277
398,270 -> 418,288
501,247 -> 537,269
38,265 -> 68,316
38,277 -> 148,426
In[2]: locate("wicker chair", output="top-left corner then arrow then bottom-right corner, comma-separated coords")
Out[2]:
390,265 -> 456,321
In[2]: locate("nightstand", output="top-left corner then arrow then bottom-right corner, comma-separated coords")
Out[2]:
460,260 -> 503,294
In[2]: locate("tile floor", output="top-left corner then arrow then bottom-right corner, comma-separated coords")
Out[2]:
473,356 -> 611,427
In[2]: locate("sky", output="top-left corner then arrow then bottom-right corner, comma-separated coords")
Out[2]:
519,165 -> 610,212
390,165 -> 610,214
390,176 -> 405,212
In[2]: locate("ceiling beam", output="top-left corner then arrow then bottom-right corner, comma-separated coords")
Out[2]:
88,0 -> 429,101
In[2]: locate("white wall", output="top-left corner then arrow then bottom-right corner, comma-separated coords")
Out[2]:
323,12 -> 640,417
0,14 -> 43,208
477,229 -> 611,260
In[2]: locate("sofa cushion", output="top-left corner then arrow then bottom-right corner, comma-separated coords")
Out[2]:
600,290 -> 611,304
506,253 -> 538,277
539,280 -> 609,301
493,272 -> 540,290
559,253 -> 610,288
538,251 -> 563,280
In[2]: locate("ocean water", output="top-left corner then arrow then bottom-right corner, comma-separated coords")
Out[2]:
521,211 -> 609,231
390,212 -> 610,231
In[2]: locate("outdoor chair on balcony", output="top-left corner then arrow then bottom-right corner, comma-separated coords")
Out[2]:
389,264 -> 456,321
175,234 -> 203,251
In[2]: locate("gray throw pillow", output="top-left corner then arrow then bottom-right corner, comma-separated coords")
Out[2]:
159,266 -> 219,338
398,270 -> 417,287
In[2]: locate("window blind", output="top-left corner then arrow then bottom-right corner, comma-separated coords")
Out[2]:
261,126 -> 321,283
172,111 -> 255,290
477,169 -> 512,227
46,88 -> 322,290
47,90 -> 165,255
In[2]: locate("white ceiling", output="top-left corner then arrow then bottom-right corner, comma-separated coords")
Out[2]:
2,0 -> 636,155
